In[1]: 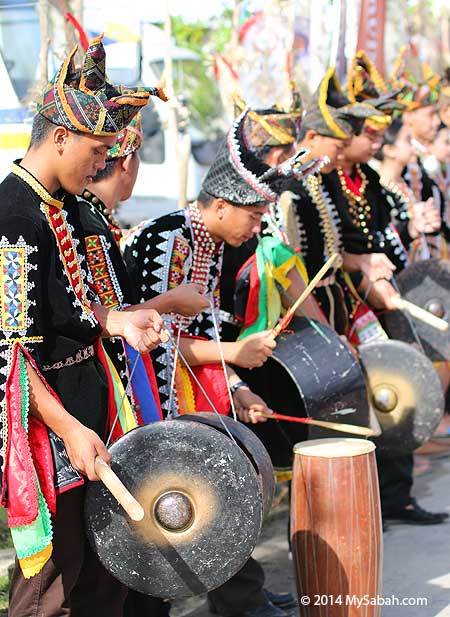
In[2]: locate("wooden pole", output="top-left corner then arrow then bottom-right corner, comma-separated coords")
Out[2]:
95,457 -> 145,521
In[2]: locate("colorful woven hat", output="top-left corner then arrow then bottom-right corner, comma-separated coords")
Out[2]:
201,109 -> 324,205
303,67 -> 385,139
38,35 -> 167,135
234,87 -> 303,149
347,50 -> 406,116
106,112 -> 143,160
389,46 -> 441,110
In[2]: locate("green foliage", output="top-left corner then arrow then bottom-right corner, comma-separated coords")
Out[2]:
0,574 -> 8,613
0,509 -> 12,550
167,13 -> 233,136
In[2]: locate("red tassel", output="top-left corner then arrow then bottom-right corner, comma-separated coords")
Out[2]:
65,12 -> 89,51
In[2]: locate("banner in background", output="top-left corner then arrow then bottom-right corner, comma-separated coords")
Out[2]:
356,0 -> 386,75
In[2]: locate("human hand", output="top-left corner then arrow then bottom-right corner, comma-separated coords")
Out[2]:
121,308 -> 169,353
366,279 -> 400,310
357,253 -> 396,282
166,284 -> 210,317
232,331 -> 276,368
232,386 -> 272,424
61,420 -> 111,481
413,198 -> 441,234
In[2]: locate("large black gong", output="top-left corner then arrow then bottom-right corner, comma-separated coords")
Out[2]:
85,421 -> 263,598
358,339 -> 444,454
383,259 -> 450,361
176,412 -> 274,519
234,317 -> 370,471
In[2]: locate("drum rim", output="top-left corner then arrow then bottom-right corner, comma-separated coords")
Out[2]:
293,437 -> 375,457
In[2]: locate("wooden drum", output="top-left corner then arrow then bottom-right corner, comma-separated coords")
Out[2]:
291,438 -> 382,616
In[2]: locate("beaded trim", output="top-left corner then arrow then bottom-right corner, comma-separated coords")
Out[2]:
303,174 -> 343,267
12,163 -> 63,209
81,190 -> 123,244
42,204 -> 92,314
337,164 -> 374,249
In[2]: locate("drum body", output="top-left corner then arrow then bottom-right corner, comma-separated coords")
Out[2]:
238,317 -> 370,472
291,438 -> 382,617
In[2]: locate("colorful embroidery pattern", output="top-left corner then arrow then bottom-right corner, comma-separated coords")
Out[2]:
0,248 -> 26,331
85,235 -> 120,308
168,236 -> 190,289
43,204 -> 92,314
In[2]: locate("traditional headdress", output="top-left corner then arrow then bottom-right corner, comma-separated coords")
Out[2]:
389,46 -> 441,110
38,35 -> 167,135
346,50 -> 406,128
201,109 -> 324,205
303,67 -> 385,139
106,112 -> 143,160
234,87 -> 303,149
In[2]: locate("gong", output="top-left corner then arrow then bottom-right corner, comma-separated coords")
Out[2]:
235,317 -> 371,471
176,412 -> 274,519
85,421 -> 263,598
383,259 -> 450,361
358,339 -> 444,454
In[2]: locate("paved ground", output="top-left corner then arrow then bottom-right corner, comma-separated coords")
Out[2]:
1,452 -> 449,616
172,453 -> 450,617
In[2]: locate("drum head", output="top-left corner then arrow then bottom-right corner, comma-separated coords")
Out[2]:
358,340 -> 444,453
383,259 -> 450,361
85,421 -> 263,598
176,413 -> 274,519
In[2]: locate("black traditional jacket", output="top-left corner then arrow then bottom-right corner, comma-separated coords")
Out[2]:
122,207 -> 223,414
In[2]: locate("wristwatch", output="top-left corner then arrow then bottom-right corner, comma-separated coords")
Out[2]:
230,380 -> 248,395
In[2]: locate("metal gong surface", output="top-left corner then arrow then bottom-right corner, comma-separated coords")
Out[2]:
85,421 -> 263,598
358,340 -> 444,453
383,259 -> 450,361
176,413 -> 274,519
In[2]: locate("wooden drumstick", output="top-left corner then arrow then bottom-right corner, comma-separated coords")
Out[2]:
273,253 -> 339,337
94,456 -> 145,521
391,297 -> 448,332
257,411 -> 375,437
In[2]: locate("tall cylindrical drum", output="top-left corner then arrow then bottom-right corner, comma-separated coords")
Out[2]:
291,438 -> 382,616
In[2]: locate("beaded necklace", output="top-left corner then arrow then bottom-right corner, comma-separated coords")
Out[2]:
337,164 -> 374,249
379,176 -> 412,208
82,190 -> 123,245
304,174 -> 343,267
404,161 -> 423,203
188,200 -> 220,294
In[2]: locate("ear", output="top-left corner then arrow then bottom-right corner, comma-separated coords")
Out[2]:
213,198 -> 227,219
120,153 -> 133,173
53,126 -> 70,153
402,110 -> 413,126
382,143 -> 395,159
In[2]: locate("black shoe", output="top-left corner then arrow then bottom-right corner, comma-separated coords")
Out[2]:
383,498 -> 449,525
239,602 -> 294,617
264,591 -> 297,611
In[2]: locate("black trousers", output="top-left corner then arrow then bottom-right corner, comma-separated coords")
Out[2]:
207,557 -> 266,616
376,451 -> 413,514
123,558 -> 266,617
123,592 -> 171,617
